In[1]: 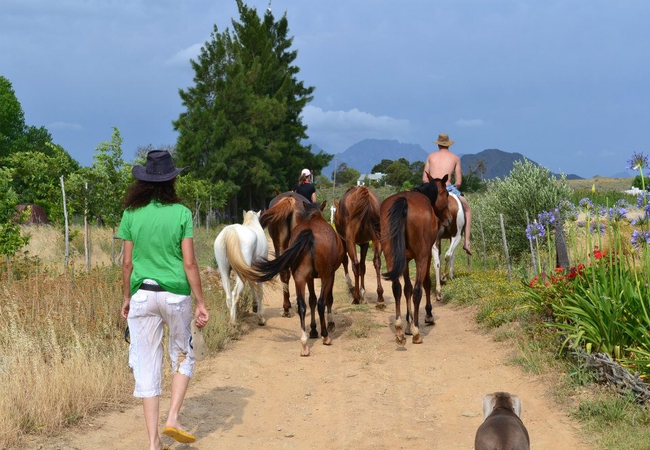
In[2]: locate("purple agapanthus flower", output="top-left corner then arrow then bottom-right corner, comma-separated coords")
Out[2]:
589,220 -> 606,234
537,210 -> 557,227
627,152 -> 649,172
526,221 -> 546,240
579,197 -> 595,210
604,206 -> 628,222
631,229 -> 650,249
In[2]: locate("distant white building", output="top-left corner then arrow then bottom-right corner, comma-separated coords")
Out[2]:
357,172 -> 386,186
624,187 -> 645,195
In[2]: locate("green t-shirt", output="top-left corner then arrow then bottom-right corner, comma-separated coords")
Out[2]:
117,202 -> 194,295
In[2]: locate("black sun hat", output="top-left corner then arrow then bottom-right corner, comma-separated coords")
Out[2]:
132,150 -> 187,182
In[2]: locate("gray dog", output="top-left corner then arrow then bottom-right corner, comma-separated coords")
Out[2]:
474,392 -> 530,450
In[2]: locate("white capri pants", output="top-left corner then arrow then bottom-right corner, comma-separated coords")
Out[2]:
127,281 -> 195,398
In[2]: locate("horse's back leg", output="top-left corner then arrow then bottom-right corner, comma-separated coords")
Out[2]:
373,241 -> 385,310
392,278 -> 406,346
357,242 -> 369,303
294,278 -> 310,356
424,271 -> 435,326
307,277 -> 319,339
252,281 -> 265,326
318,276 -> 334,345
431,241 -> 443,302
280,268 -> 292,317
402,265 -> 414,336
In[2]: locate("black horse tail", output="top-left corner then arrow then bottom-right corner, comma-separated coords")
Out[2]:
252,229 -> 314,282
382,197 -> 408,281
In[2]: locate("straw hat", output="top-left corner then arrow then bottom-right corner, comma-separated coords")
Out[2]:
434,133 -> 455,147
132,150 -> 187,182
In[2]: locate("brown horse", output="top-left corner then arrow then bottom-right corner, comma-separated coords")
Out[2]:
380,174 -> 450,346
333,186 -> 385,308
260,191 -> 309,317
253,201 -> 344,356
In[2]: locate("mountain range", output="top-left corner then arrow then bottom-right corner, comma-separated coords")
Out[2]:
313,138 -> 588,181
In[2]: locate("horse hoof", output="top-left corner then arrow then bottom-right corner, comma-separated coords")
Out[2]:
309,330 -> 319,339
258,318 -> 266,326
351,299 -> 360,305
301,348 -> 310,357
405,328 -> 413,336
282,310 -> 291,318
395,335 -> 406,347
425,316 -> 435,325
322,336 -> 332,346
327,321 -> 335,332
375,301 -> 386,311
412,335 -> 423,344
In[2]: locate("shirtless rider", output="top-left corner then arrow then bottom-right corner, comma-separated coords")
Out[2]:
422,133 -> 472,255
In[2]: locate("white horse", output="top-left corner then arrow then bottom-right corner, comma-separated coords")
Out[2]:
214,210 -> 268,325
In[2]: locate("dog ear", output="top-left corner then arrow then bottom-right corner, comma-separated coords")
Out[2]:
482,394 -> 496,420
510,394 -> 522,417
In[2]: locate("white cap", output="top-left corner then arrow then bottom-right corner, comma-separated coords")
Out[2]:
301,168 -> 311,176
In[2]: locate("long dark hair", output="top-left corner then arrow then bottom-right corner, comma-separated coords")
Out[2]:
122,179 -> 181,210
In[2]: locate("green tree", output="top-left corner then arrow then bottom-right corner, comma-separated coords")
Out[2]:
0,167 -> 30,278
4,144 -> 80,222
0,76 -> 59,159
173,1 -> 331,214
632,175 -> 650,191
371,159 -> 394,174
333,162 -> 360,187
0,76 -> 25,158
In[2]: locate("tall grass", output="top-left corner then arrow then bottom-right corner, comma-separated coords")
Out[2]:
0,224 -> 230,449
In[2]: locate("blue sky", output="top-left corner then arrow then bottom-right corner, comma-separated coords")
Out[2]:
2,0 -> 649,178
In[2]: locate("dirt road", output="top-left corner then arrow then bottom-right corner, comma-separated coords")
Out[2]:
22,263 -> 588,450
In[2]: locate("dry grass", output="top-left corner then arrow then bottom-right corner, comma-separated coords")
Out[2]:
0,225 -> 230,449
566,177 -> 634,192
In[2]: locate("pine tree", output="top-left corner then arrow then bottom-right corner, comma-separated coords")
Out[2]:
173,1 -> 331,214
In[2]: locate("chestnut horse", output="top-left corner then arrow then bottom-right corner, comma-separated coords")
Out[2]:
333,186 -> 385,308
380,174 -> 450,345
437,193 -> 466,283
260,191 -> 309,317
254,201 -> 344,356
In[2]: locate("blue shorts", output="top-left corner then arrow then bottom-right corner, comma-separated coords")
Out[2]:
446,185 -> 463,197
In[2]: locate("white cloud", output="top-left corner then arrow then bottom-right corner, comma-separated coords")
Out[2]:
302,105 -> 410,153
47,121 -> 82,131
454,119 -> 485,128
165,43 -> 203,66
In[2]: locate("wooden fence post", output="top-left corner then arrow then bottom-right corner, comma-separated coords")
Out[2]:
60,176 -> 70,270
499,213 -> 512,282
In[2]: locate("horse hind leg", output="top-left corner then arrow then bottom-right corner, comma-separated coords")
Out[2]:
308,278 -> 319,339
230,275 -> 245,325
392,280 -> 406,347
373,243 -> 386,310
252,281 -> 266,326
424,274 -> 435,326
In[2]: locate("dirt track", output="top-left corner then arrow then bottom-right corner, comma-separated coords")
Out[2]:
22,262 -> 589,450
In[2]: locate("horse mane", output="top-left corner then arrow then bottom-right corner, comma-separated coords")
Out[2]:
412,181 -> 439,203
242,210 -> 256,226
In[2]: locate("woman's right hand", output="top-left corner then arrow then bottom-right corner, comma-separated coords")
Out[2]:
194,303 -> 209,328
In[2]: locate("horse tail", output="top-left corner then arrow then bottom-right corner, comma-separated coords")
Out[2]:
347,187 -> 381,240
252,229 -> 314,282
382,197 -> 408,281
260,197 -> 295,230
222,228 -> 264,283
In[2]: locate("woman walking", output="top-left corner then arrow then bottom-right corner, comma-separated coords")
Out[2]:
118,150 -> 209,450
